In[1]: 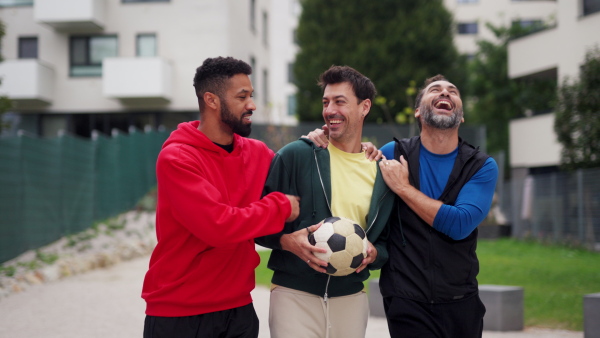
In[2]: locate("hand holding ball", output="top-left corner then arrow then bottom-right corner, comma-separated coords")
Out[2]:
307,217 -> 368,276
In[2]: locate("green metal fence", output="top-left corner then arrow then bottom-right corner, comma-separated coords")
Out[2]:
0,129 -> 168,263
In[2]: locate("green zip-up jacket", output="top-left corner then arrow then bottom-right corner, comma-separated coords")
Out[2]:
255,138 -> 395,298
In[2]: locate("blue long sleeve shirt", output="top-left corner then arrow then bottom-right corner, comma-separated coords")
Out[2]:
381,141 -> 498,240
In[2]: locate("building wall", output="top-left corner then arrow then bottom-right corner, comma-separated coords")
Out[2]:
0,0 -> 289,126
268,0 -> 299,125
507,0 -> 600,171
509,113 -> 561,168
509,1 -> 600,80
443,0 -> 557,56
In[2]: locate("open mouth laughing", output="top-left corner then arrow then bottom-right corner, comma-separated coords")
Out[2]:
433,99 -> 453,112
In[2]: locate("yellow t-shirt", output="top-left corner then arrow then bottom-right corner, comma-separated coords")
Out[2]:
328,143 -> 377,229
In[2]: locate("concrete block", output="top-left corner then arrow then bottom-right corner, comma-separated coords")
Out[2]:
368,278 -> 386,317
479,285 -> 524,331
584,292 -> 600,338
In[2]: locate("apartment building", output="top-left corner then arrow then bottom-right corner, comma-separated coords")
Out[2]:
507,0 -> 600,176
443,0 -> 557,57
0,0 -> 299,138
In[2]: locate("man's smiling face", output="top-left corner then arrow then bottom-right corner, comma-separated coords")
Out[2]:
416,80 -> 464,130
321,82 -> 367,145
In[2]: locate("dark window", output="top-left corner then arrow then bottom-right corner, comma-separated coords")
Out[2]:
262,11 -> 269,47
292,29 -> 298,45
19,37 -> 38,59
287,94 -> 296,116
250,56 -> 257,101
70,35 -> 118,77
136,34 -> 156,57
0,0 -> 33,7
584,0 -> 600,16
457,0 -> 478,3
512,19 -> 543,29
457,22 -> 478,35
263,69 -> 269,104
288,63 -> 295,83
250,0 -> 256,32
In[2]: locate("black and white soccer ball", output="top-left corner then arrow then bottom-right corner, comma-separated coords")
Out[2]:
307,216 -> 368,276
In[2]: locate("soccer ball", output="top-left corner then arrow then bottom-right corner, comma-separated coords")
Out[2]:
307,216 -> 368,276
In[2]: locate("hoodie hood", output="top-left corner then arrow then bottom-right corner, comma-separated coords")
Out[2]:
164,121 -> 245,155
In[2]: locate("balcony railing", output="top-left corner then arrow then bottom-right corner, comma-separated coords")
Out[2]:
34,0 -> 105,32
0,59 -> 55,106
103,57 -> 172,105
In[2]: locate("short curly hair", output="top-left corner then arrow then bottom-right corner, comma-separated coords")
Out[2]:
318,65 -> 376,103
193,57 -> 252,113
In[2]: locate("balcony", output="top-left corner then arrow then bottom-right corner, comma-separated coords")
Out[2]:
103,57 -> 172,106
508,27 -> 558,80
0,59 -> 55,107
34,0 -> 105,33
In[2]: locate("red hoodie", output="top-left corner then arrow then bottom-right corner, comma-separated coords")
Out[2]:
142,121 -> 290,317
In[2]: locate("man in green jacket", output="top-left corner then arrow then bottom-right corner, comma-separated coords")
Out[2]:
255,65 -> 394,338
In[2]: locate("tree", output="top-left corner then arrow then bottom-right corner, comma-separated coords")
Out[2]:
294,0 -> 465,123
466,23 -> 556,161
554,47 -> 600,170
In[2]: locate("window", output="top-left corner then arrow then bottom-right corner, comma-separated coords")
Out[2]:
262,11 -> 269,47
457,0 -> 478,3
583,0 -> 600,16
292,29 -> 298,45
457,22 -> 478,35
250,56 -> 256,85
287,63 -> 295,83
250,0 -> 256,33
137,34 -> 156,57
0,0 -> 33,7
512,19 -> 543,29
287,94 -> 296,116
18,37 -> 37,59
70,35 -> 118,77
122,0 -> 169,3
262,69 -> 269,104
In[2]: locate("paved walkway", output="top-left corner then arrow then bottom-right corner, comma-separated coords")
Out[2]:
0,255 -> 583,338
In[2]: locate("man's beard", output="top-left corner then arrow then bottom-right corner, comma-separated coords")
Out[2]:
221,99 -> 252,137
419,103 -> 463,130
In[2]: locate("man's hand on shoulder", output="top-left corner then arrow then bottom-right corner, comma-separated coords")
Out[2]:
301,125 -> 329,149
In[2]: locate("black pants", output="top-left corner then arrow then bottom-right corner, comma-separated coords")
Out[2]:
143,303 -> 259,338
383,295 -> 486,338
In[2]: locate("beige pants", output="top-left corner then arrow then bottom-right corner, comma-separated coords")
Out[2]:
269,285 -> 369,338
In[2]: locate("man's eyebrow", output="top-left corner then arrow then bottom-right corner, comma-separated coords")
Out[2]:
428,84 -> 460,93
323,94 -> 348,100
236,89 -> 252,95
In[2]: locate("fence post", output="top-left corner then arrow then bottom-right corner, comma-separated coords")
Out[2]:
577,169 -> 584,243
551,173 -> 560,242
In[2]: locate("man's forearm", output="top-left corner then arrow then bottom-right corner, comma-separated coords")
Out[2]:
394,184 -> 442,226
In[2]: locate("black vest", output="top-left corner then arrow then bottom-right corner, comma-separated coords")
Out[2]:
380,136 -> 490,303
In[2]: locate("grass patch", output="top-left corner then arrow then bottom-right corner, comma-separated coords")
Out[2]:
477,238 -> 599,331
256,239 -> 599,331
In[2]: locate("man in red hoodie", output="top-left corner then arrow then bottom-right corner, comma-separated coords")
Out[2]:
142,56 -> 301,338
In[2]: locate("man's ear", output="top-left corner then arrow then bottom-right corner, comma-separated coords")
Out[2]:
361,99 -> 372,118
203,92 -> 220,110
414,107 -> 421,119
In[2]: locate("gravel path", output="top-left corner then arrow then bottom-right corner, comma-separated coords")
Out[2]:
0,211 -> 584,338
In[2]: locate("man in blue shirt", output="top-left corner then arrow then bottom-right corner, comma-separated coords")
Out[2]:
378,74 -> 498,338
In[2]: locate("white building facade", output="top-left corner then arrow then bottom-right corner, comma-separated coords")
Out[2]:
443,0 -> 557,57
507,0 -> 600,175
0,0 -> 299,138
